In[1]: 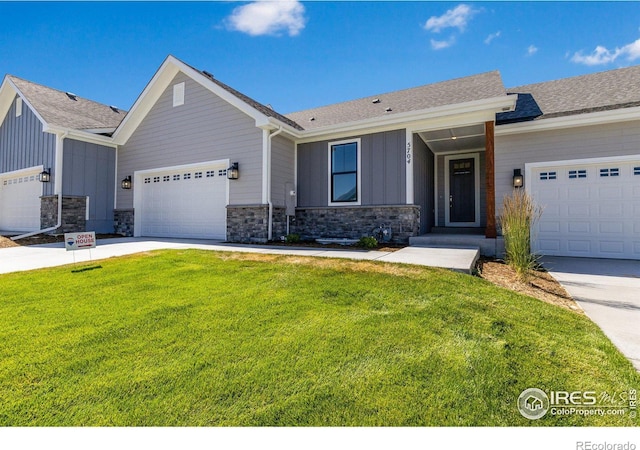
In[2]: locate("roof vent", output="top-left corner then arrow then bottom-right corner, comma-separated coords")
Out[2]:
110,106 -> 120,113
66,92 -> 77,101
266,104 -> 274,110
309,117 -> 316,121
202,70 -> 214,79
372,98 -> 381,104
385,107 -> 392,112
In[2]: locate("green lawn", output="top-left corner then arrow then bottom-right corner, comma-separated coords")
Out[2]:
0,250 -> 638,426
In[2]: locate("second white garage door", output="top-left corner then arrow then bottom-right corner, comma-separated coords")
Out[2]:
529,157 -> 640,260
0,168 -> 42,232
137,162 -> 228,240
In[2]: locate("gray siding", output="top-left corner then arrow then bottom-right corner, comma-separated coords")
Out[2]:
62,139 -> 116,233
495,120 -> 640,215
0,95 -> 56,196
270,134 -> 295,207
297,129 -> 406,207
117,72 -> 264,209
413,135 -> 434,233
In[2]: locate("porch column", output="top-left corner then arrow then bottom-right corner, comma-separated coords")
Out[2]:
485,121 -> 497,238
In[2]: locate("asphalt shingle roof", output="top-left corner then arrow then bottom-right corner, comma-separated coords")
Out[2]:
285,71 -> 507,130
507,65 -> 640,120
8,75 -> 126,131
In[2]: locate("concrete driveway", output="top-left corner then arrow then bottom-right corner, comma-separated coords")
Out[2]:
542,256 -> 640,371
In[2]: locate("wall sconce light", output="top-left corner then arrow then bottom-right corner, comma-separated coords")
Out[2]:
39,168 -> 51,183
121,175 -> 132,190
227,162 -> 239,180
513,169 -> 524,188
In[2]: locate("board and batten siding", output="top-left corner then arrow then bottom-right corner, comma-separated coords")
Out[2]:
296,129 -> 406,207
495,119 -> 640,213
270,134 -> 295,208
117,72 -> 264,209
413,135 -> 434,234
63,139 -> 116,233
0,95 -> 56,196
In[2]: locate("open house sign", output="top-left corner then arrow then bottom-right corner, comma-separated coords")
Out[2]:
64,232 -> 96,251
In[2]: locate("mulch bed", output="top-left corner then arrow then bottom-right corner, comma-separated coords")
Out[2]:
477,257 -> 581,313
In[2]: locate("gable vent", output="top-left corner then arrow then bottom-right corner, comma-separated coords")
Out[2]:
66,92 -> 77,101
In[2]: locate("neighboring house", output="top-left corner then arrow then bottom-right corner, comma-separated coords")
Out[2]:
0,75 -> 123,234
1,55 -> 639,260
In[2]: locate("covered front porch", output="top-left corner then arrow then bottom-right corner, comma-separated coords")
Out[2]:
409,120 -> 502,256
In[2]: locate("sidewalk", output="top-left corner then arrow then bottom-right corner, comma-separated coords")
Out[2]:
0,237 -> 478,275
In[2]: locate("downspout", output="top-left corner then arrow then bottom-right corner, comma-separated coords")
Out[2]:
266,126 -> 284,241
11,131 -> 67,240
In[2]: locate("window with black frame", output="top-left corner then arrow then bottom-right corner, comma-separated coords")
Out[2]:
330,141 -> 358,203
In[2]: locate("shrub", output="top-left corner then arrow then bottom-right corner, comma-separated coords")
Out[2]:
285,234 -> 300,244
357,236 -> 378,249
500,189 -> 543,281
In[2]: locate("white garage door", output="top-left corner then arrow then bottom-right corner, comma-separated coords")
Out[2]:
530,159 -> 640,259
138,162 -> 228,239
0,168 -> 42,232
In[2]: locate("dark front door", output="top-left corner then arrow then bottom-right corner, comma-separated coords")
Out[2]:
449,158 -> 475,223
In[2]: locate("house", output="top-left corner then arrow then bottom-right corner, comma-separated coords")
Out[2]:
0,75 -> 123,234
1,55 -> 639,260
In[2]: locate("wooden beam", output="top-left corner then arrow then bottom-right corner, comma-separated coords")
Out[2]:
485,121 -> 497,238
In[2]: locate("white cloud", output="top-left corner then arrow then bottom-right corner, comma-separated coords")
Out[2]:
571,38 -> 640,66
527,45 -> 538,56
424,4 -> 478,33
226,1 -> 306,37
431,36 -> 456,50
484,31 -> 501,45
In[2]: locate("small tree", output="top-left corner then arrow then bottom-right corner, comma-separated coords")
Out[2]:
500,189 -> 543,281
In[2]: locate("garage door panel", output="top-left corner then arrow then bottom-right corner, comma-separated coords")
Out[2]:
531,159 -> 640,259
138,163 -> 227,240
0,169 -> 42,232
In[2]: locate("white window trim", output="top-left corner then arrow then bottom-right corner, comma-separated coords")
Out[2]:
327,138 -> 361,206
444,153 -> 481,227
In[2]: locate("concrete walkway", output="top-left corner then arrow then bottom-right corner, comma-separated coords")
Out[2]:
542,256 -> 640,371
0,237 -> 479,275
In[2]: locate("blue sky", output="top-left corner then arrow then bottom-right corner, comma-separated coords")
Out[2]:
1,1 -> 639,114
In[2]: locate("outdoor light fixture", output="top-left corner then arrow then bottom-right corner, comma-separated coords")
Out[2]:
39,168 -> 51,183
227,162 -> 239,180
121,175 -> 132,190
513,169 -> 524,188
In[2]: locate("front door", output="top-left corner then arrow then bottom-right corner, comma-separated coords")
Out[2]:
449,158 -> 475,223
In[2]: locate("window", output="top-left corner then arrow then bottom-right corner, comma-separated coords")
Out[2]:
329,140 -> 360,204
539,171 -> 557,180
194,171 -> 203,179
206,170 -> 215,178
568,169 -> 587,179
634,167 -> 640,176
173,174 -> 180,181
600,168 -> 619,177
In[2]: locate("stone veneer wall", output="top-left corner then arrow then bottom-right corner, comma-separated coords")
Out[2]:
40,195 -> 87,233
227,205 -> 269,243
292,205 -> 420,243
114,209 -> 135,236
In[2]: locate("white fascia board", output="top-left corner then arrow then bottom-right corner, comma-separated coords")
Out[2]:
45,125 -> 118,147
496,106 -> 640,136
294,95 -> 516,144
1,77 -> 48,131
